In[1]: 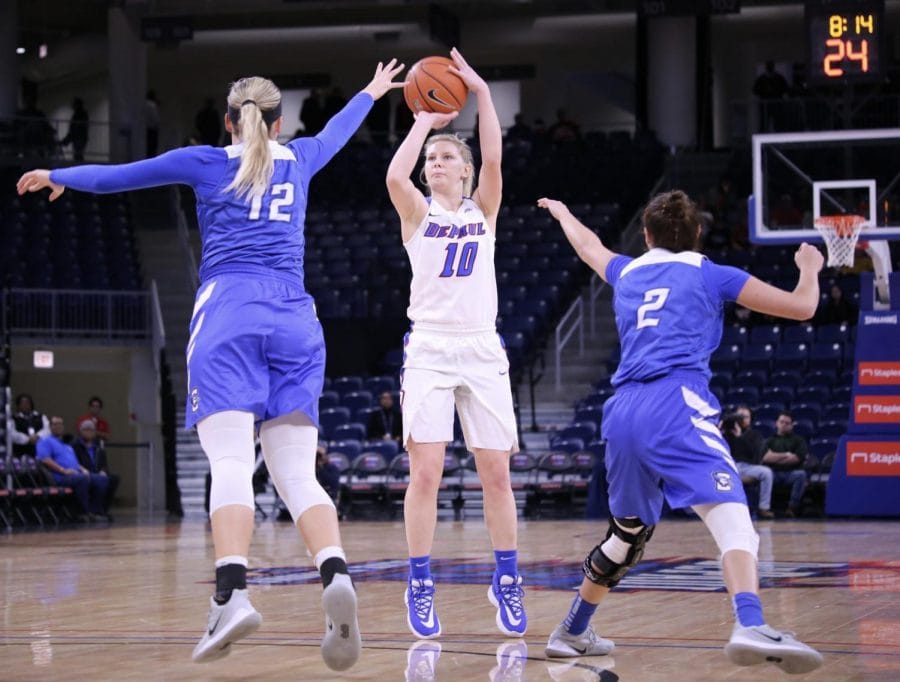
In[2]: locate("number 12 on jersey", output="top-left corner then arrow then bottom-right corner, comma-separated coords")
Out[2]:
636,287 -> 670,328
439,242 -> 479,278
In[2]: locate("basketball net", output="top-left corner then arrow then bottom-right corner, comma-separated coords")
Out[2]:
814,215 -> 867,268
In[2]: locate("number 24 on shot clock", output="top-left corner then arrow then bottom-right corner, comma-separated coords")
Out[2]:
805,0 -> 884,84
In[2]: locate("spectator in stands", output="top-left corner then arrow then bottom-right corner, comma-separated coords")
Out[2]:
145,91 -> 160,157
722,411 -> 774,519
19,60 -> 404,670
61,97 -> 89,162
818,283 -> 856,325
72,419 -> 119,516
76,395 -> 111,443
195,98 -> 222,147
548,108 -> 580,143
505,113 -> 532,143
753,61 -> 789,132
762,411 -> 809,518
16,93 -> 55,157
316,445 -> 341,501
386,48 -> 526,639
37,415 -> 110,521
300,88 -> 326,136
11,393 -> 50,458
367,391 -> 402,445
536,190 -> 823,671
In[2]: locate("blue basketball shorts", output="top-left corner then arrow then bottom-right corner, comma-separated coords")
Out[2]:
184,274 -> 325,430
601,371 -> 746,525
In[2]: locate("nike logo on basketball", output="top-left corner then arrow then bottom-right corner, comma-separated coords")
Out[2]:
427,89 -> 453,108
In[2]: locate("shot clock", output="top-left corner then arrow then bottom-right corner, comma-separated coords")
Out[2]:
805,0 -> 884,84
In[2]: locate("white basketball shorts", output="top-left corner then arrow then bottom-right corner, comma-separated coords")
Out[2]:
400,326 -> 519,453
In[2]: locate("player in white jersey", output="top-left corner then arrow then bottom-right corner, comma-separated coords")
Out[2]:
537,191 -> 824,674
385,48 -> 526,640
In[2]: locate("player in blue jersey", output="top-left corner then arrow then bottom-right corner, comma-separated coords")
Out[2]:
17,61 -> 405,670
536,191 -> 824,674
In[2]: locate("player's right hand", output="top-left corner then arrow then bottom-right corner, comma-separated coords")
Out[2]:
17,169 -> 65,201
794,242 -> 824,273
537,197 -> 571,222
414,110 -> 458,130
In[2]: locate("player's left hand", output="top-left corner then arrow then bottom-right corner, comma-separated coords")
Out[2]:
362,58 -> 406,100
17,169 -> 65,201
448,47 -> 487,95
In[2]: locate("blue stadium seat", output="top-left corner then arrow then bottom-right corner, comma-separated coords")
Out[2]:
364,376 -> 397,396
332,376 -> 364,396
333,422 -> 367,442
711,344 -> 742,372
740,344 -> 775,371
342,391 -> 373,414
791,403 -> 822,426
772,343 -> 809,371
721,326 -> 748,346
558,423 -> 598,444
809,437 -> 838,460
724,386 -> 760,406
356,406 -> 380,426
792,419 -> 815,438
573,407 -> 604,430
749,324 -> 782,345
361,439 -> 399,460
328,439 -> 362,461
822,403 -> 850,421
710,373 -> 731,393
318,391 -> 340,410
816,323 -> 851,343
760,386 -> 794,405
770,370 -> 803,389
753,404 -> 784,424
806,369 -> 837,387
818,421 -> 847,438
319,407 -> 351,440
795,385 -> 830,404
782,325 -> 815,344
751,421 -> 775,437
732,370 -> 766,388
548,437 -> 585,454
809,342 -> 843,371
831,385 -> 852,403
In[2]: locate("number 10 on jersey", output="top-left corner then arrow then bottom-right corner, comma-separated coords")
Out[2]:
439,242 -> 479,278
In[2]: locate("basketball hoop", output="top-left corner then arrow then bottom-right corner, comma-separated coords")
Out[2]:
814,215 -> 867,267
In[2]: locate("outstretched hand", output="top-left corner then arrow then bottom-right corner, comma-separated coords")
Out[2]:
362,58 -> 406,100
794,242 -> 824,273
414,110 -> 458,130
17,169 -> 65,201
537,197 -> 572,222
447,47 -> 487,95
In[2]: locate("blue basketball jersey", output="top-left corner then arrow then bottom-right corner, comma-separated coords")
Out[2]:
605,249 -> 750,386
51,92 -> 374,287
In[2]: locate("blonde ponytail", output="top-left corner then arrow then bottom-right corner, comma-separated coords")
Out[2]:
224,77 -> 282,200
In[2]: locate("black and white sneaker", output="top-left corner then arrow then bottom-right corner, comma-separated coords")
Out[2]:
191,589 -> 262,663
545,624 -> 615,658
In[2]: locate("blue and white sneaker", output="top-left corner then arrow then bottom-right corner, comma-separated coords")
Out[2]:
488,574 -> 527,637
405,578 -> 441,639
490,640 -> 528,682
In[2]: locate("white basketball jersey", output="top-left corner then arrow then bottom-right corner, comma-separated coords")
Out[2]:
404,196 -> 498,331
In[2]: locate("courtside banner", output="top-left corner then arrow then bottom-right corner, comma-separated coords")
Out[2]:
854,395 -> 900,425
846,441 -> 900,476
858,362 -> 900,386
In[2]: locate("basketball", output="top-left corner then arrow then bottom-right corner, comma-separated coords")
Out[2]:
403,56 -> 468,115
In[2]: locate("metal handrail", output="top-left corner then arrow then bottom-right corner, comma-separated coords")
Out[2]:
150,280 -> 166,374
174,188 -> 200,292
554,296 -> 584,392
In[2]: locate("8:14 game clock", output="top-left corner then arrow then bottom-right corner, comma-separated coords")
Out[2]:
805,0 -> 884,84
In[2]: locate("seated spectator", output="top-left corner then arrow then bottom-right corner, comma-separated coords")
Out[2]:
367,391 -> 402,445
761,411 -> 809,517
316,445 -> 341,502
818,284 -> 857,325
548,108 -> 580,143
505,113 -> 532,143
76,395 -> 111,442
723,409 -> 774,519
11,393 -> 50,458
36,416 -> 110,521
72,419 -> 119,516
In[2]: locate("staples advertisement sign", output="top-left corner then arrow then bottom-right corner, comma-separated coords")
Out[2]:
854,396 -> 900,424
858,362 -> 900,386
847,442 -> 900,476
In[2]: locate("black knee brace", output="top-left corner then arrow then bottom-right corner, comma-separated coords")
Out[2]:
582,516 -> 655,588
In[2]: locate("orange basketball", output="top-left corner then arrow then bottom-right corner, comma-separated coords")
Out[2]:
403,56 -> 468,115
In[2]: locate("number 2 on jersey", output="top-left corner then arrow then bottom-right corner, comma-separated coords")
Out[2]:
248,182 -> 294,222
636,287 -> 670,328
439,242 -> 478,278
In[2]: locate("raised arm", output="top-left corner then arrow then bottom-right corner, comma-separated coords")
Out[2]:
448,48 -> 502,219
736,243 -> 823,321
386,110 -> 457,242
294,59 -> 405,176
538,198 -> 619,282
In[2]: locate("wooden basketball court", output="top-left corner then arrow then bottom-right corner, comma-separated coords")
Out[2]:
2,517 -> 898,680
